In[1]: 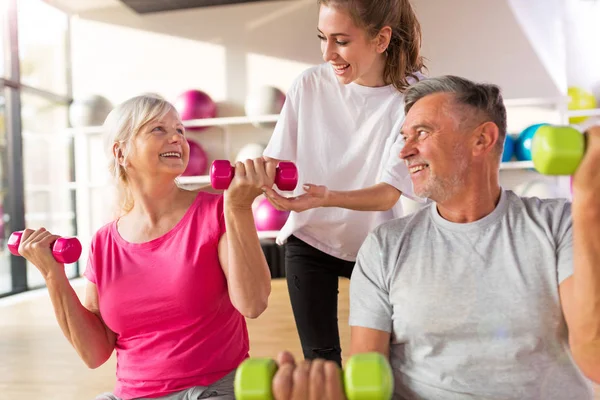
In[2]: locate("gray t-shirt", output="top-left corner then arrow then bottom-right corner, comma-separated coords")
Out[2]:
350,189 -> 593,399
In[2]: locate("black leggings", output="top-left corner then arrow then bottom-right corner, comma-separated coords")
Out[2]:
285,235 -> 355,367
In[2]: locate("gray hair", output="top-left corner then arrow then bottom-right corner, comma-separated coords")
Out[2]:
103,93 -> 177,215
404,75 -> 507,156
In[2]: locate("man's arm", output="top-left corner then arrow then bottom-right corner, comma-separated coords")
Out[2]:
560,127 -> 600,382
351,327 -> 391,357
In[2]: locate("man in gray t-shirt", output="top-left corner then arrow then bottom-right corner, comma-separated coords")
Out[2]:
260,76 -> 600,400
347,76 -> 599,399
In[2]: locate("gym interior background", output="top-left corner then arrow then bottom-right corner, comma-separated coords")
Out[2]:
0,0 -> 599,398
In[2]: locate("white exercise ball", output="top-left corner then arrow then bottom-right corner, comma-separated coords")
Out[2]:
244,86 -> 286,129
236,143 -> 266,163
69,95 -> 113,127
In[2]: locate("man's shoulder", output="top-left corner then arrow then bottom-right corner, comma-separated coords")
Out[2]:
505,190 -> 571,220
373,204 -> 433,241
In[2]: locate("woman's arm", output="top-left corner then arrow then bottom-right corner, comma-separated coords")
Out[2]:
263,182 -> 401,212
19,229 -> 116,368
217,159 -> 274,319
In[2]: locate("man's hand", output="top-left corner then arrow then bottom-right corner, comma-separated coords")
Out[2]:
263,184 -> 329,212
572,126 -> 600,203
272,351 -> 346,400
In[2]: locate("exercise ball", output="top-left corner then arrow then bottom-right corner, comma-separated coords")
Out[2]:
568,86 -> 597,124
181,139 -> 208,176
245,86 -> 286,129
515,123 -> 548,161
173,90 -> 217,132
69,95 -> 113,127
253,197 -> 289,231
235,143 -> 266,163
502,134 -> 515,162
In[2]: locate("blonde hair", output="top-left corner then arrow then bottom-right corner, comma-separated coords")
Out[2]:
103,94 -> 177,215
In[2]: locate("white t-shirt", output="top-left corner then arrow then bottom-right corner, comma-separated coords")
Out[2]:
263,63 -> 423,261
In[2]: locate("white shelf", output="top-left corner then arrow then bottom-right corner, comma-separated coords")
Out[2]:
504,97 -> 566,108
176,175 -> 211,186
26,181 -> 109,192
60,114 -> 281,136
257,230 -> 279,240
566,108 -> 600,118
500,161 -> 534,170
183,114 -> 279,128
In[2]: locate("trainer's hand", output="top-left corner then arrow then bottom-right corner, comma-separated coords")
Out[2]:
263,184 -> 329,213
18,228 -> 64,280
272,351 -> 346,400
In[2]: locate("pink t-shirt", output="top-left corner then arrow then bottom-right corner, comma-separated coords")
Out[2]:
84,192 -> 249,399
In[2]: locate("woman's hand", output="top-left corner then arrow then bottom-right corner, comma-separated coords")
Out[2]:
224,158 -> 277,210
18,228 -> 65,280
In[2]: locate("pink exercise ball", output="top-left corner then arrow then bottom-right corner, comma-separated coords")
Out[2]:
182,139 -> 208,176
173,89 -> 217,131
253,197 -> 289,231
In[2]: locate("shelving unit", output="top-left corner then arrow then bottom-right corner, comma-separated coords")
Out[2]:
499,161 -> 535,170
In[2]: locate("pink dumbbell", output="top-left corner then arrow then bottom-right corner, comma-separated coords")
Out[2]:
7,231 -> 82,264
210,160 -> 298,191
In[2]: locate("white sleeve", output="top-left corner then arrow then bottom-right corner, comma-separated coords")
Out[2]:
262,80 -> 299,162
380,134 -> 424,202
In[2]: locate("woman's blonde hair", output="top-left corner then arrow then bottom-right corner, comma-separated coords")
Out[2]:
103,94 -> 177,215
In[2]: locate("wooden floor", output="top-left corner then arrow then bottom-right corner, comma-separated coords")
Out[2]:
0,278 -> 598,399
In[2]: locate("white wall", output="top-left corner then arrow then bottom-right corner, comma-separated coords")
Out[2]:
412,0 -> 562,99
564,0 -> 600,98
506,0 -> 567,94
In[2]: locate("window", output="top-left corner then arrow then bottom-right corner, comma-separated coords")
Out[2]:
21,92 -> 76,287
17,0 -> 69,95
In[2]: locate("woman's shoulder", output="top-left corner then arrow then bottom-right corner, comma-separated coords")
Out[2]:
186,188 -> 224,212
90,219 -> 116,247
290,63 -> 334,89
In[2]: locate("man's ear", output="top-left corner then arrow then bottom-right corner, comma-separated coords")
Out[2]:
376,26 -> 392,54
473,121 -> 500,156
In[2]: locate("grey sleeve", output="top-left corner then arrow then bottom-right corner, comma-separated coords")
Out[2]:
555,202 -> 574,284
349,231 -> 393,332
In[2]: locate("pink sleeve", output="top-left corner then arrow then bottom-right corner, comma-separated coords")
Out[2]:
83,238 -> 97,284
216,195 -> 226,237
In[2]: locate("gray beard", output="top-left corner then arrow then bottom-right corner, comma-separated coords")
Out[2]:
414,145 -> 469,202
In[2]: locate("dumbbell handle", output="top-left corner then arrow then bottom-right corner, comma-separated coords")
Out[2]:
7,231 -> 82,264
210,160 -> 298,191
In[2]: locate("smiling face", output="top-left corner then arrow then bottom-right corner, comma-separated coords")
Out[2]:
317,4 -> 387,87
399,92 -> 473,202
124,108 -> 190,179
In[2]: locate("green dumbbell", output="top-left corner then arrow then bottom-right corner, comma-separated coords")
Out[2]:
234,352 -> 394,400
531,125 -> 586,175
